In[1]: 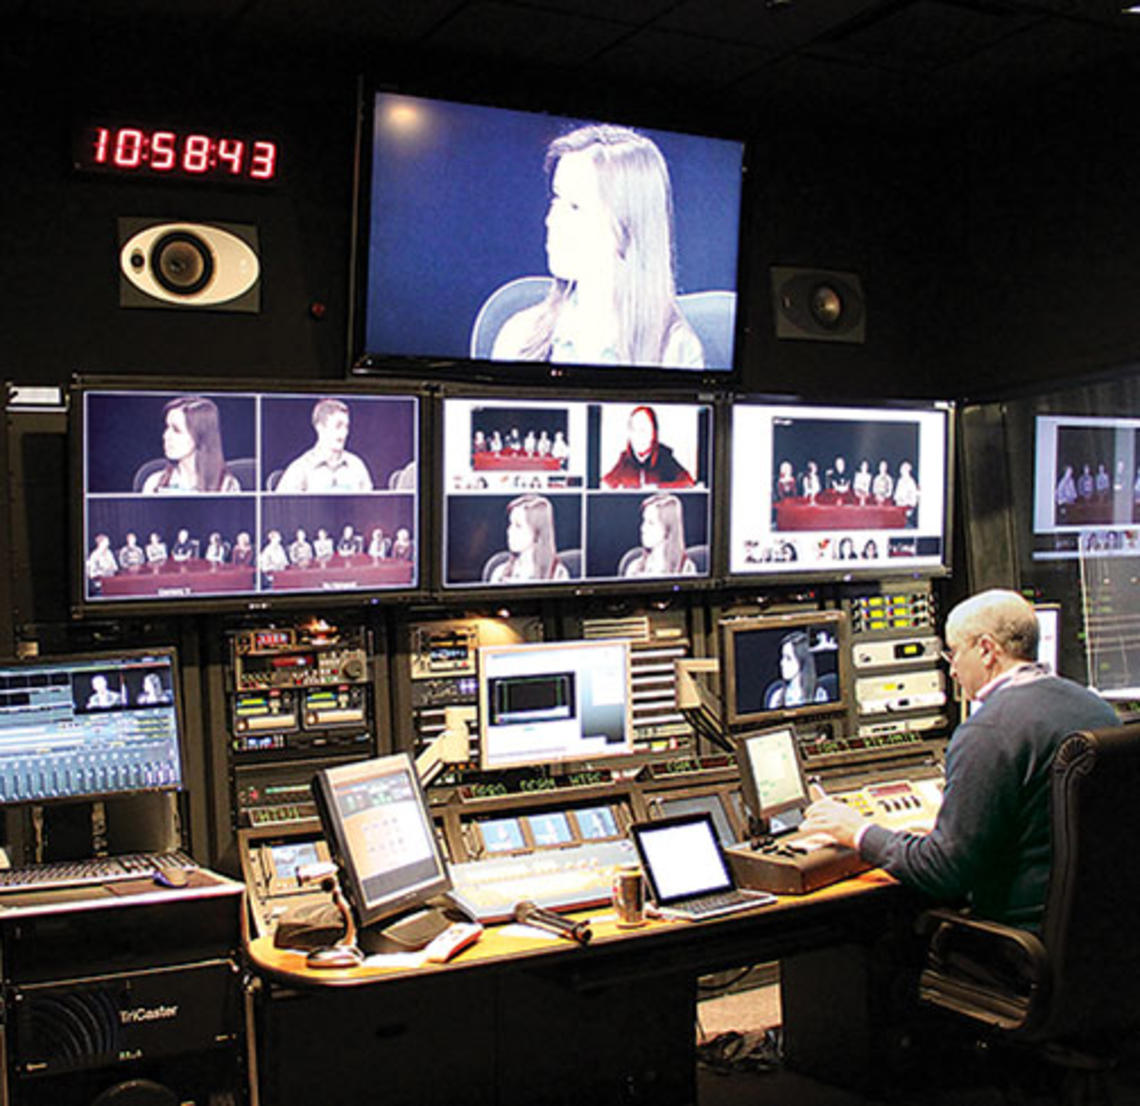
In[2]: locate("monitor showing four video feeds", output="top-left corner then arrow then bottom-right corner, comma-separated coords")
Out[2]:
0,648 -> 184,806
478,639 -> 633,771
440,394 -> 714,590
728,400 -> 953,578
353,91 -> 746,378
77,386 -> 420,609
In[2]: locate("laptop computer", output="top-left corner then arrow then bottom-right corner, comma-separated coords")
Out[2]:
629,813 -> 777,921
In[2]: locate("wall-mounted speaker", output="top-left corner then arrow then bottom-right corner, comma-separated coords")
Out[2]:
771,266 -> 865,343
118,218 -> 260,312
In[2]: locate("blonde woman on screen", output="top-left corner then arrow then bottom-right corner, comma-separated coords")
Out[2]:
489,494 -> 570,582
621,493 -> 696,577
491,125 -> 703,369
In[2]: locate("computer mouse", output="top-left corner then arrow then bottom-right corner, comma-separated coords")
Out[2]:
153,868 -> 191,888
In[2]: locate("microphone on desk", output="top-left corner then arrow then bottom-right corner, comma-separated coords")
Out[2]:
513,900 -> 593,946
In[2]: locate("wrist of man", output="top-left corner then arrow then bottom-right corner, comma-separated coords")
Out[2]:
852,822 -> 873,852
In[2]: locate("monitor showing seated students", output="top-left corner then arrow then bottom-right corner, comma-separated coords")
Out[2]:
76,382 -> 421,612
440,392 -> 714,592
353,90 -> 746,380
310,754 -> 452,940
720,610 -> 852,729
478,639 -> 633,771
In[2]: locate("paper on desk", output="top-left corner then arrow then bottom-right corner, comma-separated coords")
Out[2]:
361,950 -> 433,969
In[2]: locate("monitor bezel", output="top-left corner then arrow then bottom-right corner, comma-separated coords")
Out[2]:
734,724 -> 810,825
347,81 -> 751,391
70,374 -> 428,618
720,608 -> 853,731
0,645 -> 186,808
725,395 -> 956,585
310,752 -> 452,934
477,638 -> 634,772
432,383 -> 722,600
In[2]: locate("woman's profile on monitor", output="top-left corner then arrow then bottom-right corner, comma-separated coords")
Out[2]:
489,125 -> 704,370
765,630 -> 830,709
622,493 -> 696,578
488,493 -> 570,582
142,395 -> 240,493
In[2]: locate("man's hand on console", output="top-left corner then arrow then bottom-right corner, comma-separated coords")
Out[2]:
800,784 -> 870,851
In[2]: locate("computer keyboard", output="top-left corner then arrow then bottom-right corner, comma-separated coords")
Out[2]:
0,851 -> 198,894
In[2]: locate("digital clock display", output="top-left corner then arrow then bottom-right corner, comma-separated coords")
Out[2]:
75,124 -> 279,183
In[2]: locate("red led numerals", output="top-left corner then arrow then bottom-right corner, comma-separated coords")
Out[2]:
82,125 -> 278,183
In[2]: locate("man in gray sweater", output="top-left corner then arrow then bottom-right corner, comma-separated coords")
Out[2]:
802,588 -> 1117,929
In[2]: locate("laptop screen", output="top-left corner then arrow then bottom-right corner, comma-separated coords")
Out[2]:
632,814 -> 735,904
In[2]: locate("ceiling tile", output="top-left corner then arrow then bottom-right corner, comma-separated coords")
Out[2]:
590,26 -> 771,89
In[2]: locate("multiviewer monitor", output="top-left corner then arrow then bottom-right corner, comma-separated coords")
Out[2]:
478,639 -> 633,771
0,648 -> 184,805
353,91 -> 746,379
310,753 -> 451,935
1032,414 -> 1140,561
76,384 -> 420,611
728,400 -> 953,578
721,610 -> 851,729
735,725 -> 810,832
441,393 -> 714,590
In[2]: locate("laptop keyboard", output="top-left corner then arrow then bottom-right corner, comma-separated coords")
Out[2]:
671,888 -> 774,918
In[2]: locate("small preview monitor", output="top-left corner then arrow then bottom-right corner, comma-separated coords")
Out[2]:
310,753 -> 451,935
478,639 -> 633,771
354,91 -> 746,379
721,609 -> 851,729
0,648 -> 184,806
729,399 -> 953,578
735,725 -> 810,832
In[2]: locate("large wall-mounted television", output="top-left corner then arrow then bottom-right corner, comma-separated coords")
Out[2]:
351,90 -> 746,382
1031,414 -> 1140,560
728,399 -> 953,579
439,391 -> 715,591
74,381 -> 422,613
720,609 -> 852,731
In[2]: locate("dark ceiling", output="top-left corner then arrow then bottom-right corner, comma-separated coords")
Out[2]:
8,0 -> 1140,126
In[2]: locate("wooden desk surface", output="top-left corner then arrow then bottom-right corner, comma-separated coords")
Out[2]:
248,869 -> 900,989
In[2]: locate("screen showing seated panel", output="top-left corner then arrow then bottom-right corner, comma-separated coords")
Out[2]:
721,610 -> 852,729
441,394 -> 713,589
310,753 -> 451,933
1031,414 -> 1140,561
355,91 -> 745,377
479,639 -> 633,771
729,400 -> 952,578
78,386 -> 420,610
735,725 -> 809,824
0,648 -> 184,805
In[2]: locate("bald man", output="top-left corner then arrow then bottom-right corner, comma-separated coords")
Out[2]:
803,588 -> 1117,929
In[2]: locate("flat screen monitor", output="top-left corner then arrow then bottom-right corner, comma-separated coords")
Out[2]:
76,384 -> 420,611
1031,414 -> 1140,560
353,91 -> 745,379
728,400 -> 953,578
735,725 -> 810,832
478,639 -> 633,771
721,610 -> 851,729
441,393 -> 714,590
310,753 -> 451,935
0,648 -> 184,805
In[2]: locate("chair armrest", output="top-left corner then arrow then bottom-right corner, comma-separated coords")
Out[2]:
916,908 -> 1051,1034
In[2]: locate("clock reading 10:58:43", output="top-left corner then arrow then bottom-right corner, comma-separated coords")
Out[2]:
74,124 -> 279,183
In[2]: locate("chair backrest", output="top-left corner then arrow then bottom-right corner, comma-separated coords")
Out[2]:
132,457 -> 167,493
227,457 -> 257,491
470,279 -> 737,370
676,291 -> 736,371
1036,722 -> 1140,1042
470,277 -> 553,360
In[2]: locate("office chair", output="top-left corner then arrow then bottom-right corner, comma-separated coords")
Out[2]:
480,548 -> 580,582
132,456 -> 256,492
916,722 -> 1140,1103
616,544 -> 708,576
470,278 -> 736,368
